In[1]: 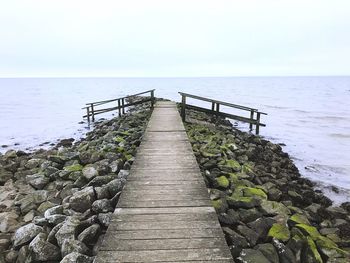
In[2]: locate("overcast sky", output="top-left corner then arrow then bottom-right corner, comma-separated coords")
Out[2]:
0,0 -> 349,77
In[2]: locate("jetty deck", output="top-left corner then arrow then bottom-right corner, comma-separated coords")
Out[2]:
95,101 -> 233,262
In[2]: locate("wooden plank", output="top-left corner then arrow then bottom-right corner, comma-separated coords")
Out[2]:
112,212 -> 218,222
95,248 -> 232,262
99,237 -> 228,251
104,228 -> 225,240
114,207 -> 215,215
109,220 -> 221,231
120,193 -> 209,201
118,199 -> 211,208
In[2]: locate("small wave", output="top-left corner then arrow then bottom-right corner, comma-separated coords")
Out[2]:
329,133 -> 350,139
313,116 -> 350,121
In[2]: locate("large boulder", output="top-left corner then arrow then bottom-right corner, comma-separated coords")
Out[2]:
55,217 -> 80,247
92,199 -> 114,213
0,212 -> 19,233
236,248 -> 271,263
69,187 -> 96,213
26,173 -> 49,190
61,239 -> 89,257
78,224 -> 101,244
12,223 -> 43,248
0,167 -> 13,184
82,166 -> 98,181
61,252 -> 93,263
28,233 -> 60,261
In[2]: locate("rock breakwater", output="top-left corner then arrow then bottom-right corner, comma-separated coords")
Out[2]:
184,109 -> 350,263
0,103 -> 151,262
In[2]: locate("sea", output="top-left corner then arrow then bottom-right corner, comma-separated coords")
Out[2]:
0,77 -> 349,204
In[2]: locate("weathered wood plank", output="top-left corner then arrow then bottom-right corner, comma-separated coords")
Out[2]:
109,220 -> 221,231
99,237 -> 228,251
118,199 -> 211,208
95,248 -> 232,262
114,207 -> 215,215
112,212 -> 218,222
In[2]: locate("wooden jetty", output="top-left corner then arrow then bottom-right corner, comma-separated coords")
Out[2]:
94,101 -> 233,262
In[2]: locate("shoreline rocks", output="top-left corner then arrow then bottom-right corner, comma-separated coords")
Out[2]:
0,101 -> 152,262
184,108 -> 350,262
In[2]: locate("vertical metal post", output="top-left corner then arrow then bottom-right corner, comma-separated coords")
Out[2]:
256,112 -> 261,135
211,102 -> 215,111
181,95 -> 186,122
215,103 -> 220,114
90,104 -> 95,122
118,99 -> 121,117
249,110 -> 254,131
122,98 -> 125,114
87,107 -> 90,123
151,90 -> 154,109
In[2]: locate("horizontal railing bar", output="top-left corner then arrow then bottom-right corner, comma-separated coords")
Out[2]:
83,98 -> 152,118
178,92 -> 258,112
184,104 -> 266,127
85,89 -> 155,106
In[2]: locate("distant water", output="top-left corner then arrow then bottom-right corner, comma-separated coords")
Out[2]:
0,77 -> 349,203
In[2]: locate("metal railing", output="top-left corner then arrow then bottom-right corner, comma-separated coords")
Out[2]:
179,92 -> 267,134
82,89 -> 155,122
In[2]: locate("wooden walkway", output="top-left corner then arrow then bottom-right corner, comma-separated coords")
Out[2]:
95,101 -> 233,263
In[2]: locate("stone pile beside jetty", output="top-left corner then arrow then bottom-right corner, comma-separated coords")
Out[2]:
185,109 -> 350,262
0,103 -> 151,262
0,99 -> 349,263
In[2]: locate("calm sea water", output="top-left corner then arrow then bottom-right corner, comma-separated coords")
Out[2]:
0,77 -> 349,203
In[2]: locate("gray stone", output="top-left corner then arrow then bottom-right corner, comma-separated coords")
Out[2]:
47,222 -> 64,244
237,225 -> 259,246
255,243 -> 279,263
61,252 -> 93,263
0,211 -> 19,233
61,239 -> 89,257
25,159 -> 42,169
222,227 -> 248,258
98,213 -> 113,228
0,167 -> 13,184
88,175 -> 114,187
92,199 -> 114,213
26,173 -> 49,190
82,166 -> 98,181
46,214 -> 67,225
23,210 -> 35,223
236,249 -> 271,263
117,169 -> 129,180
273,238 -> 296,263
78,224 -> 101,244
69,187 -> 96,213
95,186 -> 110,200
13,223 -> 43,248
55,217 -> 80,246
4,250 -> 18,262
44,205 -> 64,218
28,233 -> 60,261
16,245 -> 29,263
106,179 -> 124,197
247,217 -> 275,240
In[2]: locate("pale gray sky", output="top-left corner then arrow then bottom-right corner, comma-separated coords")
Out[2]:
0,0 -> 349,77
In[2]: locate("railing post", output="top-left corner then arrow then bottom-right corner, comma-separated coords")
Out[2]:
151,90 -> 154,109
181,95 -> 186,122
211,102 -> 215,111
118,99 -> 121,117
122,98 -> 125,114
90,104 -> 95,122
87,107 -> 90,123
249,110 -> 254,131
215,103 -> 220,114
256,112 -> 261,135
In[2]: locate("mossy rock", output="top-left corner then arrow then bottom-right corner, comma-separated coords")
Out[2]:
227,196 -> 259,209
304,236 -> 323,263
64,164 -> 83,172
219,159 -> 241,172
295,224 -> 320,240
211,198 -> 228,213
268,223 -> 291,242
260,200 -> 291,216
242,187 -> 267,200
215,176 -> 230,189
315,235 -> 348,259
288,213 -> 310,226
242,163 -> 254,174
114,136 -> 125,143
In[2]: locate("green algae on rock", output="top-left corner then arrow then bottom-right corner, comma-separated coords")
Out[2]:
268,223 -> 291,242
